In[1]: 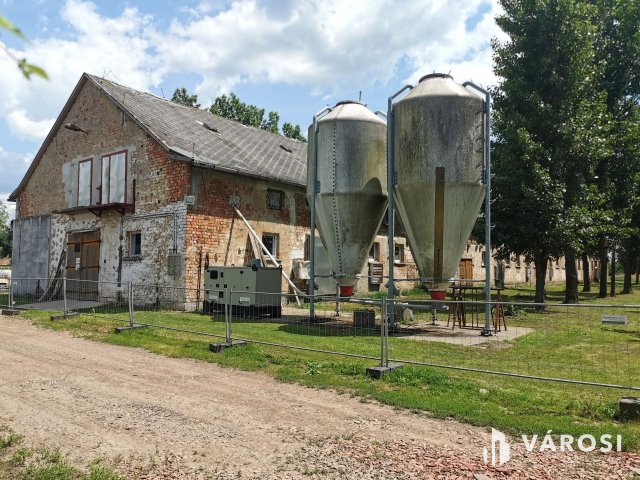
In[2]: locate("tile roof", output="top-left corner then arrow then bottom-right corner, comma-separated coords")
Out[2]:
86,74 -> 307,187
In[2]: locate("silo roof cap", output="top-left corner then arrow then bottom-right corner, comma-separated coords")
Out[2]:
333,100 -> 365,107
418,73 -> 453,83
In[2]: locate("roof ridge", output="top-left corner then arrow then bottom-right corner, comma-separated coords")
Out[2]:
87,73 -> 307,145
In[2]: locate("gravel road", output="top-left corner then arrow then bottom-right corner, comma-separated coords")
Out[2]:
0,315 -> 638,479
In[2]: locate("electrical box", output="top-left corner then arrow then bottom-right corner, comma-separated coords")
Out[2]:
203,265 -> 282,317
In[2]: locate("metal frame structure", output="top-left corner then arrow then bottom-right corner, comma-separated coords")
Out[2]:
386,85 -> 414,326
463,81 -> 492,336
309,107 -> 333,319
385,80 -> 492,335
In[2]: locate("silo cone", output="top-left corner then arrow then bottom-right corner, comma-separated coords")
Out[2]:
393,74 -> 485,299
307,101 -> 387,296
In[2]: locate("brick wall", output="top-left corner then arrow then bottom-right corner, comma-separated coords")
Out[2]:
13,79 -> 188,294
184,167 -> 310,303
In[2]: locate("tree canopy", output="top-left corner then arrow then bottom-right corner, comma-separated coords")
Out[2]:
0,201 -> 11,258
171,88 -> 306,142
492,0 -> 609,302
491,0 -> 640,301
171,87 -> 200,108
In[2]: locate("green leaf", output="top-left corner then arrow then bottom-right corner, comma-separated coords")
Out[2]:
18,59 -> 49,80
0,15 -> 26,39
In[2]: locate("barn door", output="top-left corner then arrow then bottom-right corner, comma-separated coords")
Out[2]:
458,258 -> 473,286
66,231 -> 100,297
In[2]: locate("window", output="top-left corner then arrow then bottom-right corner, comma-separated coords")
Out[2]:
77,159 -> 92,206
101,151 -> 127,204
128,231 -> 141,257
262,233 -> 279,257
369,242 -> 380,261
266,189 -> 284,210
481,249 -> 486,267
394,244 -> 405,263
515,255 -> 522,268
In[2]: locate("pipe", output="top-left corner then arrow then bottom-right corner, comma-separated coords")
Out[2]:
309,107 -> 333,320
386,85 -> 413,327
463,81 -> 492,336
233,207 -> 304,304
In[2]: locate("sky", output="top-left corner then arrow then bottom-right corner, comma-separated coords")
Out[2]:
0,0 -> 504,221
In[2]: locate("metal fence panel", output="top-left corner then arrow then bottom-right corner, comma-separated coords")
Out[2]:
6,277 -> 639,391
225,290 -> 386,362
386,299 -> 640,390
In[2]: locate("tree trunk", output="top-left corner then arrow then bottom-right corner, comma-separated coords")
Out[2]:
581,252 -> 591,292
534,251 -> 548,306
635,255 -> 639,285
622,249 -> 633,294
564,248 -> 578,303
598,241 -> 608,298
610,247 -> 616,297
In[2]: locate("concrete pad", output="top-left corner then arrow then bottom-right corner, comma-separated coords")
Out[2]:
366,363 -> 403,379
619,397 -> 640,419
18,300 -> 105,311
393,325 -> 534,346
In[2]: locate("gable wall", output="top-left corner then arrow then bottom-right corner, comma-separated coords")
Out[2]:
12,80 -> 190,294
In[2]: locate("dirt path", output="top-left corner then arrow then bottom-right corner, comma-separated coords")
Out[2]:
0,315 -> 637,479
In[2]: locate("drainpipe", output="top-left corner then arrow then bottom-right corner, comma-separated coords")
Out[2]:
463,81 -> 492,336
386,85 -> 413,327
309,107 -> 332,320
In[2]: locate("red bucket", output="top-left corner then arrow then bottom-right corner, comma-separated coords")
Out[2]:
429,290 -> 446,300
339,285 -> 354,297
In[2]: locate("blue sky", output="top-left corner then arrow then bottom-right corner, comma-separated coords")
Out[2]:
0,0 -> 502,219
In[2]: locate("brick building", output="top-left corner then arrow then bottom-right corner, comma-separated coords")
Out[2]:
8,73 -> 416,307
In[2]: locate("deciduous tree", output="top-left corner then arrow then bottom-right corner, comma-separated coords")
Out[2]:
492,0 -> 609,303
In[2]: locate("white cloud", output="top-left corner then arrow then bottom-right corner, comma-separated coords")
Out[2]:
0,145 -> 33,220
0,0 -> 503,147
153,0 -> 503,101
7,110 -> 54,141
0,0 -> 163,145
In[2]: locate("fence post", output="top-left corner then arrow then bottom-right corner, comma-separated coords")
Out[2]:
385,302 -> 390,368
226,289 -> 233,343
128,282 -> 135,328
8,276 -> 13,309
62,271 -> 68,317
380,298 -> 386,367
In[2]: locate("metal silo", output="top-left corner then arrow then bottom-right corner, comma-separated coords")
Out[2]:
307,101 -> 387,299
392,74 -> 485,299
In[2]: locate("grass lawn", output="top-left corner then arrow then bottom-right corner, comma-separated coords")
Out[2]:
10,279 -> 640,451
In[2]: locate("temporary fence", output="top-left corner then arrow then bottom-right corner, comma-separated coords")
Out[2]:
3,277 -> 639,391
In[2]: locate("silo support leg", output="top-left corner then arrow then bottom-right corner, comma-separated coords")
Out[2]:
366,299 -> 402,378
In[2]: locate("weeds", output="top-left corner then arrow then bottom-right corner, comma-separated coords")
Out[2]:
0,428 -> 127,480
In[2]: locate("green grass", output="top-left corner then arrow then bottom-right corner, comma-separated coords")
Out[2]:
0,427 -> 126,480
13,279 -> 640,452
